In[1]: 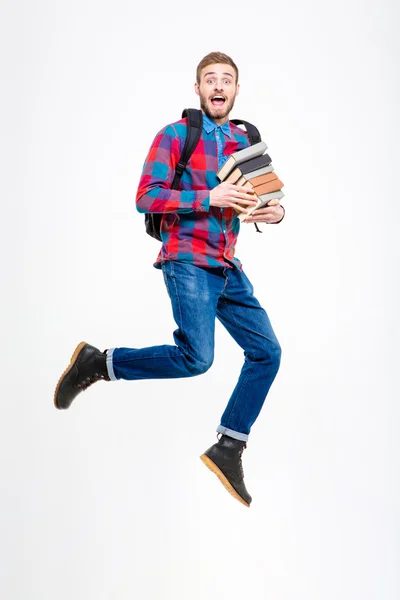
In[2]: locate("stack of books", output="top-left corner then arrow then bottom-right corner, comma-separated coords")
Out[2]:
217,141 -> 284,221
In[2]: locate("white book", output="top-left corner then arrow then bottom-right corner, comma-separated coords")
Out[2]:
217,141 -> 268,181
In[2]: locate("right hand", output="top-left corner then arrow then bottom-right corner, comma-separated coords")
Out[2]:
209,183 -> 258,213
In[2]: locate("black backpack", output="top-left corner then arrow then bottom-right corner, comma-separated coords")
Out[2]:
144,108 -> 262,241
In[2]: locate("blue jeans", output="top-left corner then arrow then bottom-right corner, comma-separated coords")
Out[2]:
106,261 -> 281,441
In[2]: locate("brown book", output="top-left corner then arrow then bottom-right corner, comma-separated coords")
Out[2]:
243,173 -> 278,189
250,178 -> 284,196
224,168 -> 242,184
246,172 -> 278,187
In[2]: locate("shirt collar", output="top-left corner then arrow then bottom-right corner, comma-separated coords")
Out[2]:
202,113 -> 232,139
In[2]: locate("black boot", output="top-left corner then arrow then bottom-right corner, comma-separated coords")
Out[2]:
200,435 -> 252,507
54,342 -> 110,410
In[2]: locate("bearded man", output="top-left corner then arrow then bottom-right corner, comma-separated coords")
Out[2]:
54,52 -> 285,507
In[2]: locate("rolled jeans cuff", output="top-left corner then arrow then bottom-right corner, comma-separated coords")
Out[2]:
216,425 -> 249,442
106,348 -> 117,381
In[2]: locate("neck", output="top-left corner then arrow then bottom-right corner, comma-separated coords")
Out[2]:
202,110 -> 230,126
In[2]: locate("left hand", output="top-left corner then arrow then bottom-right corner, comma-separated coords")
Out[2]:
243,198 -> 284,224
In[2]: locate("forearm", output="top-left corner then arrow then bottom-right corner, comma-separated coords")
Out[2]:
136,187 -> 210,214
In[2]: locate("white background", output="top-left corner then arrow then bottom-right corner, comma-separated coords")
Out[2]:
1,0 -> 399,598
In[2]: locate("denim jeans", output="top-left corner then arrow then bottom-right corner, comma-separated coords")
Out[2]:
106,261 -> 281,441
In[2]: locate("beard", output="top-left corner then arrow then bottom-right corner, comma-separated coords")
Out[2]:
199,92 -> 236,121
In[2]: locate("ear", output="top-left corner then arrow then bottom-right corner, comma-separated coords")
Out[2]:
194,82 -> 200,97
235,83 -> 240,97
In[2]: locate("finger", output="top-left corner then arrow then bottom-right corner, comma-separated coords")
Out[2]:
244,216 -> 274,223
251,209 -> 274,216
232,184 -> 255,193
247,211 -> 281,222
233,191 -> 258,201
244,215 -> 268,223
229,202 -> 249,213
246,211 -> 278,221
252,205 -> 279,214
231,198 -> 259,206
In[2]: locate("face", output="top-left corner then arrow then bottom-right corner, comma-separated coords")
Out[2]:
194,63 -> 239,124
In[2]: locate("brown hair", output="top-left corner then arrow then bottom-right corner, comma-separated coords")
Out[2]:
196,52 -> 239,85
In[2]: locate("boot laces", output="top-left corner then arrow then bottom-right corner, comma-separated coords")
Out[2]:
75,372 -> 107,391
238,443 -> 246,479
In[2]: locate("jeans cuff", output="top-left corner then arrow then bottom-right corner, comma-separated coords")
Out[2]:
106,348 -> 117,381
216,425 -> 249,442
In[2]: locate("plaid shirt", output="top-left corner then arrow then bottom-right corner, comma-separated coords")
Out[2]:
136,113 -> 251,270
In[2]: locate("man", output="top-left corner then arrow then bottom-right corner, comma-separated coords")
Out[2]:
54,52 -> 284,507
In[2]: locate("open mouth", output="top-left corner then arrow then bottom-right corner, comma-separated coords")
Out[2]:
211,95 -> 226,107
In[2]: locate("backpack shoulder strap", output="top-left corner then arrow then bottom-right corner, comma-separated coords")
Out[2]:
230,119 -> 261,145
171,108 -> 203,189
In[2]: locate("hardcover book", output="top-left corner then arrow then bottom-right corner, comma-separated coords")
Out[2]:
217,141 -> 268,181
225,163 -> 275,185
245,177 -> 284,196
237,164 -> 274,183
225,169 -> 244,184
237,153 -> 272,176
245,171 -> 278,187
234,172 -> 282,213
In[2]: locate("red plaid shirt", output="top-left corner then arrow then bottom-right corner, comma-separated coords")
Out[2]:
136,114 -> 251,270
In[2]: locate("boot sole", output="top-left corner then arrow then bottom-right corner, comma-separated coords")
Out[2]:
200,454 -> 250,507
54,341 -> 88,409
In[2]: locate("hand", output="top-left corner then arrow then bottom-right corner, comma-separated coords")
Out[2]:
209,182 -> 258,213
243,198 -> 285,224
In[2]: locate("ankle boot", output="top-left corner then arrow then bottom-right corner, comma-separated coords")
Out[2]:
54,342 -> 110,410
200,434 -> 252,507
